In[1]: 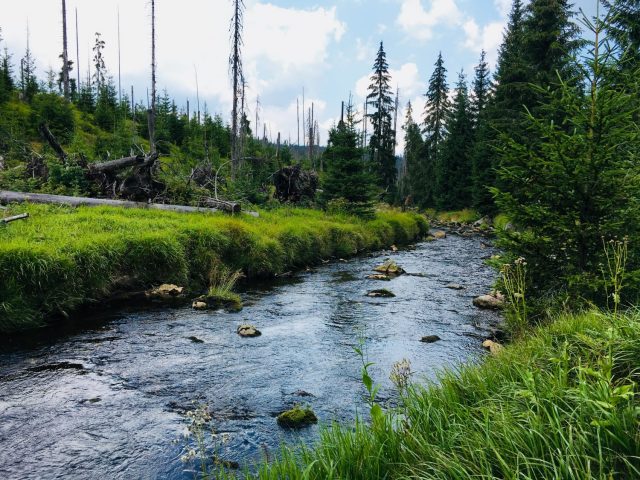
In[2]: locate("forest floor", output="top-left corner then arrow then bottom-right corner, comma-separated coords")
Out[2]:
0,204 -> 427,333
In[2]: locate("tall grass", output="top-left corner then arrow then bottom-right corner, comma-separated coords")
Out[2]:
0,204 -> 428,332
246,310 -> 640,479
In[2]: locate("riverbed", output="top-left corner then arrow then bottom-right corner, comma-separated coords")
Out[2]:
0,233 -> 501,479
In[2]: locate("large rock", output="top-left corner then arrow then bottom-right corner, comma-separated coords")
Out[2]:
473,294 -> 504,310
145,284 -> 187,303
237,324 -> 261,337
277,405 -> 318,428
366,274 -> 391,281
445,283 -> 465,290
421,335 -> 441,343
366,289 -> 396,298
482,339 -> 504,355
433,231 -> 447,239
373,259 -> 405,276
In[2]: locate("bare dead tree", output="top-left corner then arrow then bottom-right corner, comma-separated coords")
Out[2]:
229,0 -> 245,178
193,65 -> 201,124
61,0 -> 70,98
75,8 -> 80,89
296,97 -> 300,146
393,87 -> 399,149
148,0 -> 157,155
117,7 -> 122,104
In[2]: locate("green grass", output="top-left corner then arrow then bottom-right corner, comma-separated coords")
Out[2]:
244,310 -> 640,479
0,204 -> 428,332
435,209 -> 481,224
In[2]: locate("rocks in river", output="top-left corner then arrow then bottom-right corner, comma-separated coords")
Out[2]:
192,301 -> 208,310
433,230 -> 447,239
366,289 -> 396,298
421,335 -> 441,343
390,244 -> 398,252
145,284 -> 187,303
482,339 -> 504,355
473,292 -> 505,310
277,405 -> 318,428
425,235 -> 437,242
192,293 -> 243,312
445,283 -> 465,290
366,274 -> 391,281
293,390 -> 315,397
373,259 -> 405,276
237,324 -> 261,337
187,336 -> 205,344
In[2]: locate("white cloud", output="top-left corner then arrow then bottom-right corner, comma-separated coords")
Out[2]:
462,19 -> 505,66
355,62 -> 423,100
355,38 -> 375,62
494,0 -> 513,18
396,0 -> 463,41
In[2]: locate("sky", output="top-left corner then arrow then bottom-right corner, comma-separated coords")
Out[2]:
0,0 -> 595,150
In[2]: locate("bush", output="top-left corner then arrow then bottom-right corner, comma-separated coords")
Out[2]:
30,93 -> 75,144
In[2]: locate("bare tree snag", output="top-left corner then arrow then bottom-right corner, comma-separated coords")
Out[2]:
61,0 -> 70,99
229,0 -> 245,178
38,123 -> 67,163
148,0 -> 157,155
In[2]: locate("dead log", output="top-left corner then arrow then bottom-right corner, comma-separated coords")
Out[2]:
87,154 -> 153,174
0,190 -> 219,214
202,197 -> 241,213
1,213 -> 29,224
38,123 -> 67,163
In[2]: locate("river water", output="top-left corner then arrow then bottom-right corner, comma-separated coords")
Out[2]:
0,233 -> 501,479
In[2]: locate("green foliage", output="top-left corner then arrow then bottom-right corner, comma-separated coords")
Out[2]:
437,71 -> 473,210
402,101 -> 424,205
493,15 -> 640,308
366,42 -> 396,199
30,93 -> 75,143
251,310 -> 640,479
322,119 -> 376,219
0,204 -> 427,332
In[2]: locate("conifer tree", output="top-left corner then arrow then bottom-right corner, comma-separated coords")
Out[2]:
323,100 -> 376,218
20,38 -> 38,102
471,0 -> 526,212
603,0 -> 640,68
366,42 -> 396,199
403,102 -> 424,204
0,29 -> 14,103
493,12 -> 640,305
420,52 -> 450,207
470,50 -> 490,127
438,71 -> 473,209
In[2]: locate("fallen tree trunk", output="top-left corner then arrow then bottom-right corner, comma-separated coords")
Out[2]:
1,213 -> 29,224
38,123 -> 67,163
87,153 -> 158,174
0,191 -> 219,214
202,197 -> 241,213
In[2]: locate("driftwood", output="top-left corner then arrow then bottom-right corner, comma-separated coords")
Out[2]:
1,213 -> 29,224
273,164 -> 318,203
38,123 -> 67,163
202,197 -> 241,213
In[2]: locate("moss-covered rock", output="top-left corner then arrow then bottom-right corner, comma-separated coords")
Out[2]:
366,289 -> 396,298
237,324 -> 261,337
277,405 -> 318,428
192,290 -> 243,312
372,259 -> 405,276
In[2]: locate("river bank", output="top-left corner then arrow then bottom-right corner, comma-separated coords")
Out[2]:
0,204 -> 427,333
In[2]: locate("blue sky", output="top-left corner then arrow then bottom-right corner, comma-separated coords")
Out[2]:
1,0 -> 596,147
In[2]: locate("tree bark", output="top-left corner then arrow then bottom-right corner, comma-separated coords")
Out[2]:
1,213 -> 29,224
38,123 -> 67,163
87,153 -> 157,174
0,191 -> 219,213
202,197 -> 241,213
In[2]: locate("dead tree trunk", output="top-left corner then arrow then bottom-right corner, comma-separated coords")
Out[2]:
230,0 -> 245,178
61,0 -> 70,99
38,123 -> 67,163
87,153 -> 157,174
1,213 -> 29,224
148,0 -> 157,155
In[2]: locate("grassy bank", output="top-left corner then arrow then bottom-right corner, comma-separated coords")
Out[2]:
248,310 -> 640,479
0,204 -> 427,333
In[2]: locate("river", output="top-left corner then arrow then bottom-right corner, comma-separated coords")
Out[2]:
0,233 -> 501,479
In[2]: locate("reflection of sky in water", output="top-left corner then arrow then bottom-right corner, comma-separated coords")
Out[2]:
0,234 -> 501,479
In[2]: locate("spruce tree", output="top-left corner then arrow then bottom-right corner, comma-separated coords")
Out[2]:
470,50 -> 490,128
603,0 -> 640,69
438,71 -> 473,210
471,0 -> 527,213
493,13 -> 640,306
421,52 -> 450,207
0,30 -> 14,103
20,42 -> 38,102
323,103 -> 376,218
403,102 -> 424,205
366,42 -> 396,200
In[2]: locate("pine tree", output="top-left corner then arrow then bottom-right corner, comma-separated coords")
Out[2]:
403,102 -> 424,205
323,101 -> 376,218
0,30 -> 14,103
20,39 -> 38,102
470,50 -> 490,128
366,41 -> 396,200
420,52 -> 450,207
603,0 -> 640,67
438,71 -> 473,210
92,32 -> 106,92
493,12 -> 640,305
